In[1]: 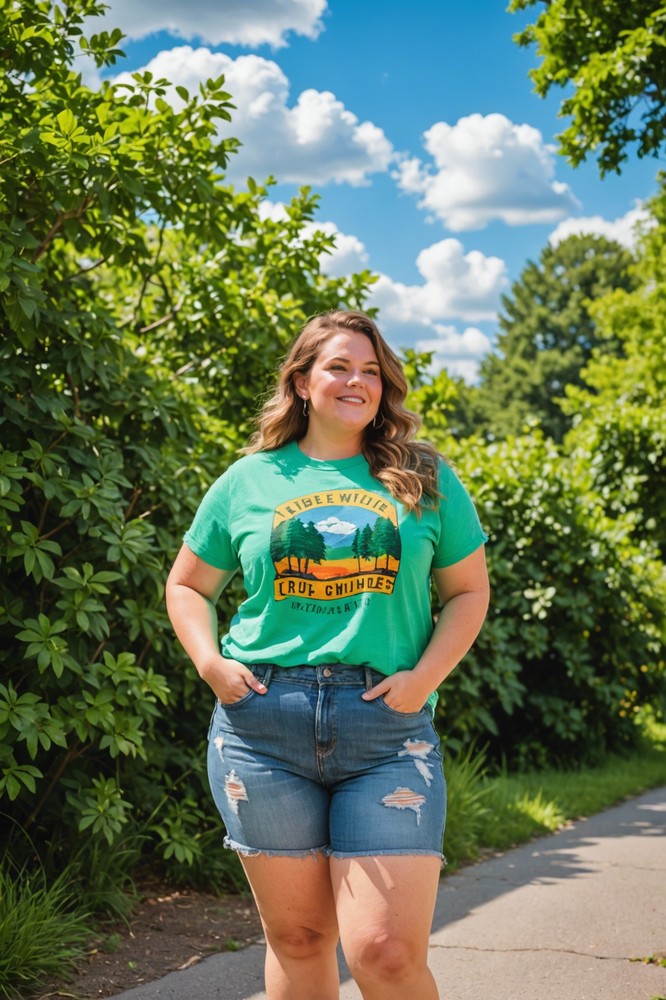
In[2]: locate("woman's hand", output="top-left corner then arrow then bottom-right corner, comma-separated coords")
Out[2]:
199,654 -> 267,705
361,670 -> 430,715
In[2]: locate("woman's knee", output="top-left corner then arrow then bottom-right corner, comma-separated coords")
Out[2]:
347,933 -> 422,983
265,923 -> 338,962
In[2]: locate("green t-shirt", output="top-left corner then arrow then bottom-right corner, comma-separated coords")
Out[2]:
184,441 -> 487,707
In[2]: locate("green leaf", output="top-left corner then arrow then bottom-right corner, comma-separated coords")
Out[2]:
56,108 -> 77,136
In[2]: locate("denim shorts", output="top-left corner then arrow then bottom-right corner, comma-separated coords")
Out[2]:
207,663 -> 446,860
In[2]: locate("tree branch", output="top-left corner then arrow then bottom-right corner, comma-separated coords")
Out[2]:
31,194 -> 95,263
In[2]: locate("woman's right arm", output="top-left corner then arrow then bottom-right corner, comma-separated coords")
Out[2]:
165,544 -> 267,703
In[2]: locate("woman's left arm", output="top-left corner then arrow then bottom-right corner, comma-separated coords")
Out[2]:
362,545 -> 490,713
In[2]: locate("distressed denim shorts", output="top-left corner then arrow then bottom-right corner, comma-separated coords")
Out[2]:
207,663 -> 446,860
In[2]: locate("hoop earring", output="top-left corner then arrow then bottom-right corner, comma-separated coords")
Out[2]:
302,398 -> 309,417
372,411 -> 385,429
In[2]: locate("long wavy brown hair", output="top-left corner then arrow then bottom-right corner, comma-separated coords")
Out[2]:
244,311 -> 442,512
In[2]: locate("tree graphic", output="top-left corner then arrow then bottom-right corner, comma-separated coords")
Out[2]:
370,517 -> 401,570
270,521 -> 289,572
284,518 -> 308,572
351,527 -> 362,572
278,518 -> 327,574
360,523 -> 373,567
302,521 -> 326,573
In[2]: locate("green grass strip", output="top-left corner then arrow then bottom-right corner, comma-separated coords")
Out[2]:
443,721 -> 666,870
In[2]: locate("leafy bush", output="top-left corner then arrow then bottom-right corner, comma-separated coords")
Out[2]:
0,0 -> 371,880
434,431 -> 665,766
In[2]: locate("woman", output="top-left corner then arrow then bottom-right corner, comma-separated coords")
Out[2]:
166,310 -> 489,1000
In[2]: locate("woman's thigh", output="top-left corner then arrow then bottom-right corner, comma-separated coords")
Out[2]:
330,854 -> 441,960
241,852 -> 339,942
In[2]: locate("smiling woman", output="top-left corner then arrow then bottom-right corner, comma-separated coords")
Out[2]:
293,329 -> 383,456
166,309 -> 489,999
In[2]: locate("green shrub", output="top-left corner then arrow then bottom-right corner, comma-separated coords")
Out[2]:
0,0 -> 371,879
434,431 -> 665,766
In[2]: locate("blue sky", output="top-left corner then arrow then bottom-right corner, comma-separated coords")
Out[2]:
88,0 -> 660,379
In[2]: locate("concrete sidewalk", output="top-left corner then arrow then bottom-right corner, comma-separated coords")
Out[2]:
111,786 -> 666,1000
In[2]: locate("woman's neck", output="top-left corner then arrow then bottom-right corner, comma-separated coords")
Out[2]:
297,430 -> 364,461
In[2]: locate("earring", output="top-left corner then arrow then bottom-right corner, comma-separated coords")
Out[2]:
302,398 -> 309,417
372,411 -> 385,429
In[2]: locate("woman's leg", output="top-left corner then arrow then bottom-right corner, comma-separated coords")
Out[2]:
331,854 -> 441,1000
241,852 -> 340,1000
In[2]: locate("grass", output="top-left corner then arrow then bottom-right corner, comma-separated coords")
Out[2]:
443,718 -> 666,870
0,860 -> 91,1000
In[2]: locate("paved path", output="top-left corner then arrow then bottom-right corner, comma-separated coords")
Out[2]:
111,786 -> 666,1000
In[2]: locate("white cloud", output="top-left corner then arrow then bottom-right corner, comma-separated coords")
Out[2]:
366,238 -> 506,323
376,310 -> 492,382
315,517 -> 357,535
305,222 -> 369,276
94,0 -> 327,48
113,47 -> 394,187
396,113 -> 580,231
548,203 -> 653,250
362,237 -> 503,381
413,330 -> 492,382
75,51 -> 104,90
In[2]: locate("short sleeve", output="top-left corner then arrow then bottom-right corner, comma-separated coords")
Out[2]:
183,471 -> 239,570
432,462 -> 488,569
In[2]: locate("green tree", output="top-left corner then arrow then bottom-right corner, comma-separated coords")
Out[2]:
359,523 -> 374,567
285,519 -> 311,573
474,234 -> 635,441
0,0 -> 372,882
510,0 -> 666,174
270,521 -> 289,569
402,348 -> 476,441
370,517 -> 401,571
302,522 -> 327,573
562,185 -> 666,557
351,528 -> 362,572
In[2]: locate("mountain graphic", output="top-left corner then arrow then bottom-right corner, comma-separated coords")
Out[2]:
320,531 -> 355,550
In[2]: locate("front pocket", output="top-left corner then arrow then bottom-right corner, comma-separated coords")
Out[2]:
374,696 -> 426,720
216,663 -> 274,709
217,688 -> 257,709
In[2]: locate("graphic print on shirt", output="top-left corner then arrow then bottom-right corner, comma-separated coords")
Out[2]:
270,489 -> 401,601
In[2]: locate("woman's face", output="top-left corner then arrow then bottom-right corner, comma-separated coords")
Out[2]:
294,330 -> 383,440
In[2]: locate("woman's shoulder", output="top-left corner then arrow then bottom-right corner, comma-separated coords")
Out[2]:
223,444 -> 293,480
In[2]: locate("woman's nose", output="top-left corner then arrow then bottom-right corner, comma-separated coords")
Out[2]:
347,372 -> 364,385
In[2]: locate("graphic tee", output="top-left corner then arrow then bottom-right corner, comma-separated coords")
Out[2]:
184,442 -> 487,706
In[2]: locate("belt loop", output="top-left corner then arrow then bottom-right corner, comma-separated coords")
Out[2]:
364,666 -> 374,692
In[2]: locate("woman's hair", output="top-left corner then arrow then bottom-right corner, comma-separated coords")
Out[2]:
244,310 -> 442,513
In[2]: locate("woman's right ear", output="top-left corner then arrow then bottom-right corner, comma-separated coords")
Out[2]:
293,372 -> 308,399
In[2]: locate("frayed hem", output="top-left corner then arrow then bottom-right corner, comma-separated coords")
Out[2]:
223,836 -> 328,859
327,848 -> 446,868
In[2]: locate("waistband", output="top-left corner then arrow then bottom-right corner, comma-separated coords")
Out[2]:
247,662 -> 380,687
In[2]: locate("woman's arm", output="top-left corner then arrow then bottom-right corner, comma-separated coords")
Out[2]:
362,544 -> 490,713
165,544 -> 268,703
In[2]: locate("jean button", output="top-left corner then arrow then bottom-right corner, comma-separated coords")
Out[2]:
322,667 -> 332,677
